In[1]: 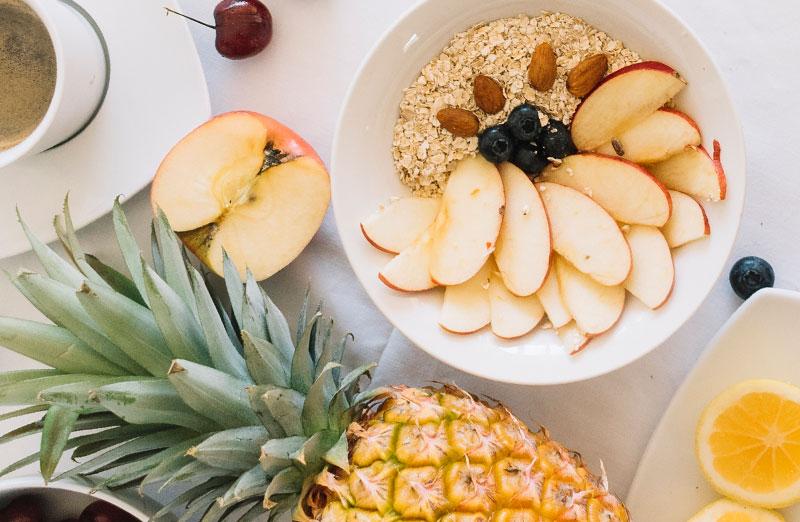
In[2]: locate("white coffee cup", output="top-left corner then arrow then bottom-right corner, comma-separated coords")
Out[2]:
0,0 -> 107,168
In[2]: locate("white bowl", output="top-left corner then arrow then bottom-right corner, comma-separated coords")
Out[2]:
331,0 -> 745,385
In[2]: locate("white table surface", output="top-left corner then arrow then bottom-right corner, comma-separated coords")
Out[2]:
1,0 -> 800,506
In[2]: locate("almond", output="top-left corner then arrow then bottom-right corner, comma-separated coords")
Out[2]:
473,75 -> 505,114
437,108 -> 480,137
567,54 -> 608,97
528,42 -> 557,91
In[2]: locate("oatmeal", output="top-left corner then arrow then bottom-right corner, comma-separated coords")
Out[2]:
392,12 -> 641,196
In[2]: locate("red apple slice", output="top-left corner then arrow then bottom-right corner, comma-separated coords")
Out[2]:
361,197 -> 441,254
647,141 -> 726,201
557,321 -> 592,355
537,182 -> 632,286
439,259 -> 492,334
430,156 -> 505,286
489,268 -> 544,339
595,108 -> 702,164
541,153 -> 672,226
378,226 -> 437,292
571,61 -> 687,151
555,256 -> 625,336
661,190 -> 710,248
494,162 -> 551,296
151,111 -> 330,280
623,225 -> 675,309
536,267 -> 571,328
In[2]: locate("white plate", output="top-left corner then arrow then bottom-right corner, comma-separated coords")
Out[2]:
0,0 -> 210,259
627,288 -> 800,521
331,0 -> 746,384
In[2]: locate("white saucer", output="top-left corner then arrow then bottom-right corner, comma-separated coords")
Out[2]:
0,0 -> 210,259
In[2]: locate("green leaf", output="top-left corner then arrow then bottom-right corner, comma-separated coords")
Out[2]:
160,460 -> 236,493
219,464 -> 269,507
0,317 -> 126,376
262,289 -> 295,362
141,259 -> 211,365
314,319 -> 335,379
53,196 -> 109,286
138,448 -> 194,493
155,208 -> 199,320
316,330 -> 351,385
0,404 -> 49,422
151,478 -> 230,521
301,362 -> 339,435
189,265 -> 249,381
76,281 -> 172,376
263,467 -> 302,509
17,210 -> 84,288
112,198 -> 149,306
259,436 -> 305,473
189,426 -> 269,472
151,221 -> 165,278
242,274 -> 267,342
0,369 -> 61,387
210,286 -> 242,353
242,332 -> 289,387
0,419 -> 44,445
222,250 -> 244,329
291,313 -> 321,394
84,254 -> 145,306
0,373 -> 98,406
38,377 -> 137,413
296,286 -> 311,347
237,501 -> 268,522
290,430 -> 337,475
93,379 -> 219,432
323,430 -> 349,470
168,359 -> 261,429
177,485 -> 230,522
245,385 -> 285,438
40,405 -> 80,481
263,387 -> 305,437
328,363 -> 376,431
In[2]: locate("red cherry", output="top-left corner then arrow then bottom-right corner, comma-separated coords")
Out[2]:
213,0 -> 273,59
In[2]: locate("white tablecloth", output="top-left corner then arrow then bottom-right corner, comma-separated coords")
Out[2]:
1,0 -> 800,502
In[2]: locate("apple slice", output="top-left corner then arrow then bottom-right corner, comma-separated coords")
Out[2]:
378,226 -> 437,292
555,256 -> 625,336
361,197 -> 441,254
489,268 -> 544,339
571,61 -> 687,151
494,162 -> 551,296
623,225 -> 675,309
557,321 -> 591,355
537,182 -> 631,286
430,156 -> 505,286
647,141 -> 726,201
152,111 -> 330,280
595,108 -> 702,164
541,153 -> 671,226
536,267 -> 571,328
439,260 -> 492,334
661,190 -> 710,248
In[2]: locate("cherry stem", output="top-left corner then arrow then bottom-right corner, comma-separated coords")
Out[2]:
163,7 -> 216,29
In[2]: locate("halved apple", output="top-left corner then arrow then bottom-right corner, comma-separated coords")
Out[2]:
557,321 -> 591,355
537,182 -> 632,286
439,259 -> 492,334
151,111 -> 330,280
489,268 -> 544,339
494,162 -> 551,296
430,156 -> 505,286
378,225 -> 438,292
623,225 -> 675,309
361,197 -> 441,254
595,108 -> 702,164
661,190 -> 710,248
536,267 -> 571,328
647,141 -> 726,201
555,256 -> 625,336
571,61 -> 687,151
541,153 -> 672,226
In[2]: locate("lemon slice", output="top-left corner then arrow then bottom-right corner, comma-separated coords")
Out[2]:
687,499 -> 785,522
696,379 -> 800,508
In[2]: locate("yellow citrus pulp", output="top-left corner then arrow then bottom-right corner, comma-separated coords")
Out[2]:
686,499 -> 784,522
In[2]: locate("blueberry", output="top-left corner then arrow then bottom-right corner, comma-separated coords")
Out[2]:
511,142 -> 549,175
478,125 -> 514,164
506,104 -> 542,141
538,120 -> 576,159
729,256 -> 775,299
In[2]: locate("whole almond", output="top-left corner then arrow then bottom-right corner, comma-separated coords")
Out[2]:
473,75 -> 505,114
528,42 -> 557,91
567,54 -> 608,97
437,108 -> 480,137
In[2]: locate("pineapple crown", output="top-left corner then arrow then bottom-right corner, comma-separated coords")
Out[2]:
0,197 -> 377,522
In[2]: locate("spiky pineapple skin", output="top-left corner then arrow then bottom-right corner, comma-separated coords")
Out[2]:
303,386 -> 629,522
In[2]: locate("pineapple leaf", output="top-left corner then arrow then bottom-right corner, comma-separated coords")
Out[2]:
0,404 -> 49,422
296,286 -> 311,347
40,405 -> 80,481
76,281 -> 172,376
151,221 -> 166,278
155,208 -> 200,320
227,501 -> 262,522
301,362 -> 339,435
17,210 -> 85,288
259,436 -> 305,474
151,478 -> 230,521
219,464 -> 269,508
222,250 -> 244,329
13,271 -> 146,374
189,265 -> 250,381
84,254 -> 146,306
322,431 -> 349,470
263,387 -> 305,437
168,359 -> 261,429
291,313 -> 322,395
0,373 -> 100,406
263,467 -> 303,509
38,377 -> 148,412
242,273 -> 268,341
0,317 -> 127,376
190,426 -> 270,472
139,450 -> 194,493
313,319 -> 335,380
242,332 -> 289,387
261,289 -> 295,362
316,330 -> 351,386
112,198 -> 150,306
0,369 -> 62,386
160,460 -> 237,493
327,363 -> 377,432
209,282 -> 242,353
290,430 -> 337,475
0,451 -> 42,477
0,420 -> 44,446
245,385 -> 286,438
93,379 -> 219,432
141,258 -> 212,365
177,485 -> 231,522
53,197 -> 108,286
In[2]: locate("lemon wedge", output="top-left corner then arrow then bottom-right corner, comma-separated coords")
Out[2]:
687,499 -> 784,522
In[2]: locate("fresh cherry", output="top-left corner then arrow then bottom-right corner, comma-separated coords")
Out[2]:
165,0 -> 273,60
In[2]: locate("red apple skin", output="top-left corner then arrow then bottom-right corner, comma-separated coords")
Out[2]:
439,323 -> 489,335
703,140 -> 726,200
360,223 -> 400,255
377,272 -> 435,293
659,107 -> 702,136
570,337 -> 593,356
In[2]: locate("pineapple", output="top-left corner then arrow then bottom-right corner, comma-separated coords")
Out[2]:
0,198 -> 629,522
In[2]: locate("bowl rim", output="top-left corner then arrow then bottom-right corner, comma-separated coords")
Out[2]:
331,0 -> 746,385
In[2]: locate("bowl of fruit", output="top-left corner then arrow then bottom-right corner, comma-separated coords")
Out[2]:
0,476 -> 152,522
331,0 -> 746,384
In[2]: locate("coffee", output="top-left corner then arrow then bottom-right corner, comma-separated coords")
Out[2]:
0,0 -> 57,152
